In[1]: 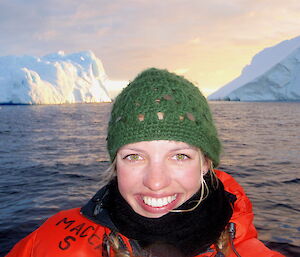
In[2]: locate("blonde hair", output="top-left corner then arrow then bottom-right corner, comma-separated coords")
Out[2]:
99,158 -> 117,188
100,150 -> 230,256
107,235 -> 133,257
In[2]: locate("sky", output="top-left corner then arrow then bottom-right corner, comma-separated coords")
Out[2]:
1,0 -> 300,96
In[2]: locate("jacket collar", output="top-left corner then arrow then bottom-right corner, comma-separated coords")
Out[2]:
80,185 -> 117,230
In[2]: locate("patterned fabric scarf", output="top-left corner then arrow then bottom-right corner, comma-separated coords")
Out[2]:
107,175 -> 233,257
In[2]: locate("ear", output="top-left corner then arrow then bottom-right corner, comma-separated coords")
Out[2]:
202,157 -> 211,176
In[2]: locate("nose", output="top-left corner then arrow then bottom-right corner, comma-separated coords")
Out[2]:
143,160 -> 171,191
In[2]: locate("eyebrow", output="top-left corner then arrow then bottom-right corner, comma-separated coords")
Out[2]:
171,147 -> 197,151
118,148 -> 147,153
119,146 -> 197,153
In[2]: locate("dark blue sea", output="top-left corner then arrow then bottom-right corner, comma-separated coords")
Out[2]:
0,102 -> 299,256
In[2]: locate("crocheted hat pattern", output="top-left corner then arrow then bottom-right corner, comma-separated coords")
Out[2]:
107,68 -> 221,166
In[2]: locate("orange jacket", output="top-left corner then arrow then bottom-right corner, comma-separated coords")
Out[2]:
6,170 -> 285,257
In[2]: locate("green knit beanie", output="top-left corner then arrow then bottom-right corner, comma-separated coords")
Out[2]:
107,68 -> 221,167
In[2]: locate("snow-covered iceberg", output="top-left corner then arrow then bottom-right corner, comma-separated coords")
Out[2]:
223,47 -> 300,101
0,51 -> 111,104
208,36 -> 300,101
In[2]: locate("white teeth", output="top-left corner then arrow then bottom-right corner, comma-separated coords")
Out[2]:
143,195 -> 176,207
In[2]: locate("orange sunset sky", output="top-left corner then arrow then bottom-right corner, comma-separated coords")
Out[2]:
1,0 -> 300,96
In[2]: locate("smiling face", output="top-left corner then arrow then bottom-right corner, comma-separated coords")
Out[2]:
116,140 -> 208,218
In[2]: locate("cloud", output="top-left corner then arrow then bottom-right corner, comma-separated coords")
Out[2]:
173,68 -> 189,75
0,0 -> 300,92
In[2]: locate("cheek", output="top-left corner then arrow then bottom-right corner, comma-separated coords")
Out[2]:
116,166 -> 142,196
116,168 -> 130,192
175,165 -> 202,191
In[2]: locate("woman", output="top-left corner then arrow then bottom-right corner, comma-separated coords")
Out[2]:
6,68 -> 284,257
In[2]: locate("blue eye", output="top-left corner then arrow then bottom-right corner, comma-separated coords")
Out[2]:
124,154 -> 142,161
173,154 -> 189,161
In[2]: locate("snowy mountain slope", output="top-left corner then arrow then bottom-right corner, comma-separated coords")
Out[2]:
0,51 -> 111,104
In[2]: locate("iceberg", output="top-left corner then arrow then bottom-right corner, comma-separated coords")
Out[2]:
224,47 -> 300,101
208,36 -> 300,101
0,51 -> 111,104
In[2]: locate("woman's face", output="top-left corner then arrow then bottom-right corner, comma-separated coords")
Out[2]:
116,140 -> 208,218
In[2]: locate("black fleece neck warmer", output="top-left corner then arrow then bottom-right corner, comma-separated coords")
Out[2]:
107,175 -> 233,257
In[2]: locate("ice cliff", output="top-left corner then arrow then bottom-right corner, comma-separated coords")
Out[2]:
208,36 -> 300,101
0,51 -> 111,104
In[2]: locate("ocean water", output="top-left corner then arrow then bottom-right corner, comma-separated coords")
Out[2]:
0,102 -> 299,256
